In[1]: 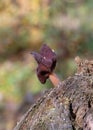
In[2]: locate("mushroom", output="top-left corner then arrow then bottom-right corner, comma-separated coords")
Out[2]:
31,44 -> 60,87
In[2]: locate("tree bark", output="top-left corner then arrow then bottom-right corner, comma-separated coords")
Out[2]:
14,57 -> 93,130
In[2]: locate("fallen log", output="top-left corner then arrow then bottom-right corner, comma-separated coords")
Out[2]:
14,45 -> 93,130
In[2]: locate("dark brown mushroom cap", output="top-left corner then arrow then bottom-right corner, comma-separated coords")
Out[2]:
31,44 -> 57,84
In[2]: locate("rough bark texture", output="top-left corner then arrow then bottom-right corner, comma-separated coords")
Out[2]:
14,58 -> 93,130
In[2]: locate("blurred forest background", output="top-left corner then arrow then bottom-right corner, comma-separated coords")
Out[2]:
0,0 -> 93,130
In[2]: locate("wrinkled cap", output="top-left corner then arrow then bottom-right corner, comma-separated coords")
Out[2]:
31,44 -> 57,84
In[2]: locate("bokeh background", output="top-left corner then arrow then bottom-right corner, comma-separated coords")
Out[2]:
0,0 -> 93,130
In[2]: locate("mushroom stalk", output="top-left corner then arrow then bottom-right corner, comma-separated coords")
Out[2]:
49,73 -> 61,87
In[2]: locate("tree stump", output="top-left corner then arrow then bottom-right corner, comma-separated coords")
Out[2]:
14,57 -> 93,130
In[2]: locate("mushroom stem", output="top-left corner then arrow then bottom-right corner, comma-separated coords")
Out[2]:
49,73 -> 61,87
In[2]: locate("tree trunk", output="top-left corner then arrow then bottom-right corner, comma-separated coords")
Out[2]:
14,57 -> 93,130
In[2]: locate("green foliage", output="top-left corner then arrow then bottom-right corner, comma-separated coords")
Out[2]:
0,61 -> 45,103
0,0 -> 93,56
0,0 -> 92,102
